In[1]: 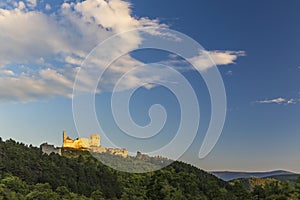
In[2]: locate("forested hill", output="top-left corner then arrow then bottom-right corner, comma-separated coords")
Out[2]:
0,138 -> 254,199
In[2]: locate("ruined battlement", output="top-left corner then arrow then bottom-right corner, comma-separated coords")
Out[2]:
62,131 -> 127,158
62,130 -> 100,149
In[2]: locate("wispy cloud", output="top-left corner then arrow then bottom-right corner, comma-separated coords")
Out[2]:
188,50 -> 245,71
286,99 -> 297,104
255,97 -> 298,105
226,70 -> 233,76
45,4 -> 51,10
162,50 -> 244,72
26,0 -> 37,9
0,69 -> 15,76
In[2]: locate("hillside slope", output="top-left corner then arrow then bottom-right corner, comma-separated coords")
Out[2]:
0,138 -> 250,200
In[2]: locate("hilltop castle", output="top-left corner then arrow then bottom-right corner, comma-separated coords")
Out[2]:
63,131 -> 100,149
62,131 -> 128,158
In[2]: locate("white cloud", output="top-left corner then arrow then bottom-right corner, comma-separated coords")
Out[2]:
0,0 -> 163,102
0,72 -> 72,103
74,0 -> 138,33
0,69 -> 15,76
256,97 -> 297,105
45,4 -> 51,10
226,70 -> 233,76
256,97 -> 286,104
143,83 -> 157,90
0,8 -> 70,66
26,0 -> 37,8
0,0 -> 244,103
286,99 -> 296,105
39,68 -> 74,89
65,56 -> 83,66
165,50 -> 244,71
16,1 -> 26,10
209,50 -> 245,65
188,50 -> 245,71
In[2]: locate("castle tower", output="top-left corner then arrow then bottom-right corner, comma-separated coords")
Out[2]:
90,134 -> 100,147
63,130 -> 66,145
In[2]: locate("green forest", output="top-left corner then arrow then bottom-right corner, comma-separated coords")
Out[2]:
0,138 -> 300,200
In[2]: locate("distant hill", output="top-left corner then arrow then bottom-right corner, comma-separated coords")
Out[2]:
211,170 -> 296,181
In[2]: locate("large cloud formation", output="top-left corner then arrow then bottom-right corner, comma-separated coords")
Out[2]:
0,0 -> 244,103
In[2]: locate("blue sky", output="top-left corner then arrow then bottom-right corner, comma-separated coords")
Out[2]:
0,0 -> 300,172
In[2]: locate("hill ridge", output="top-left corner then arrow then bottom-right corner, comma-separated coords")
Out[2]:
0,138 -> 247,199
211,170 -> 297,181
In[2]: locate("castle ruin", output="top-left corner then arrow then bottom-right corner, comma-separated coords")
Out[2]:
40,143 -> 61,155
62,131 -> 128,158
63,131 -> 101,149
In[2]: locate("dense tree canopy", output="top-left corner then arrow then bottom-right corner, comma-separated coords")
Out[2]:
0,138 -> 299,199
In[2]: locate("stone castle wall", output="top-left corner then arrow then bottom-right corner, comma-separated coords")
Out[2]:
40,143 -> 61,155
62,131 -> 127,158
62,131 -> 100,149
